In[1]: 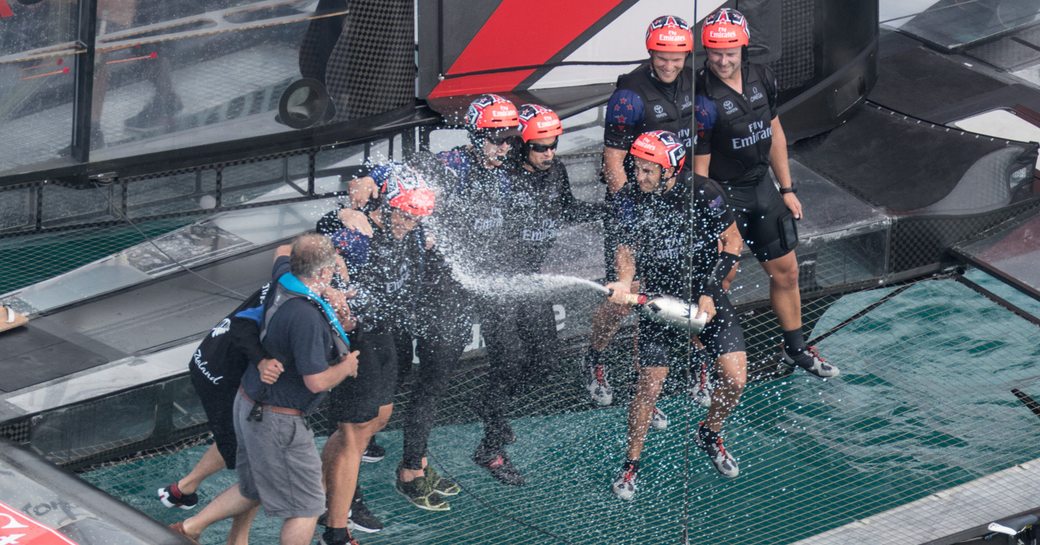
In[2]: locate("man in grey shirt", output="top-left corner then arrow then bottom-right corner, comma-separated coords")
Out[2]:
171,233 -> 359,545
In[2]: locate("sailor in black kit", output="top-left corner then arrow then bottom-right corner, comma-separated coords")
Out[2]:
584,15 -> 698,410
462,103 -> 601,487
694,8 -> 839,378
605,131 -> 748,500
317,162 -> 440,543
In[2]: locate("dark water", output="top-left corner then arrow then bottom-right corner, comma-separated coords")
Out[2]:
82,273 -> 1040,544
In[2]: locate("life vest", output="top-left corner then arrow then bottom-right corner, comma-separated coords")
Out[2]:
696,62 -> 776,185
615,63 -> 696,151
260,272 -> 351,358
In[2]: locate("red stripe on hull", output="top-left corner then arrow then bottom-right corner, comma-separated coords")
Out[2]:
429,0 -> 622,98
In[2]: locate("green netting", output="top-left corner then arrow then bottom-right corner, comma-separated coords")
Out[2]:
0,218 -> 193,295
79,275 -> 1040,544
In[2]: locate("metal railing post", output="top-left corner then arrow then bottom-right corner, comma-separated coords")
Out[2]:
70,0 -> 99,163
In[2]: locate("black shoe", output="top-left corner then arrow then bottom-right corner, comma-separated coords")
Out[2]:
124,95 -> 183,132
319,527 -> 359,545
348,494 -> 383,533
502,423 -> 516,446
473,441 -> 524,486
362,438 -> 385,463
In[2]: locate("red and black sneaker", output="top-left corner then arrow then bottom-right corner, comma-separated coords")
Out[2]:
158,483 -> 198,510
473,441 -> 525,486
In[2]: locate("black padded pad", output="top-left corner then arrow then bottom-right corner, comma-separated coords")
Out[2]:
0,326 -> 116,393
792,105 -> 1008,211
869,35 -> 1005,121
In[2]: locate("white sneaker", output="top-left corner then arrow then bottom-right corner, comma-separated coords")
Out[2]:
650,406 -> 669,431
611,467 -> 638,501
690,367 -> 713,409
585,363 -> 614,406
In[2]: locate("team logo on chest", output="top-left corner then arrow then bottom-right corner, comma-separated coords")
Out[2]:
722,99 -> 739,115
749,86 -> 764,102
653,104 -> 666,118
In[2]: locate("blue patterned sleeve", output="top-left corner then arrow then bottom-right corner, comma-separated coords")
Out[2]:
603,89 -> 646,150
694,95 -> 718,156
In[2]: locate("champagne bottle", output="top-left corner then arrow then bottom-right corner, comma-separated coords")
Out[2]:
609,290 -> 707,333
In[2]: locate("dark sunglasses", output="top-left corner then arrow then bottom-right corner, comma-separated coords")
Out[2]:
490,133 -> 515,145
481,131 -> 514,145
528,139 -> 559,153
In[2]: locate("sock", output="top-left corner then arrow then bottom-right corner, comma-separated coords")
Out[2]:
782,329 -> 806,356
623,459 -> 640,472
698,423 -> 719,444
323,527 -> 350,542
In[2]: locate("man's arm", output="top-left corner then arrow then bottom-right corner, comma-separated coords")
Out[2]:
603,148 -> 629,195
602,89 -> 645,194
348,176 -> 380,210
769,116 -> 802,220
693,154 -> 711,177
302,350 -> 359,393
606,244 -> 637,304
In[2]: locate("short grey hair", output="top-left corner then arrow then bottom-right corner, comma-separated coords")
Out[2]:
290,233 -> 337,280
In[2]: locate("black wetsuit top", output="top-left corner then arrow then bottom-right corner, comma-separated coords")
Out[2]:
605,62 -> 696,153
694,62 -> 778,186
505,158 -> 601,274
319,211 -> 425,334
434,146 -> 514,276
617,172 -> 734,300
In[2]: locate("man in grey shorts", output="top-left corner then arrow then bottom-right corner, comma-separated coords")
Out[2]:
171,234 -> 359,545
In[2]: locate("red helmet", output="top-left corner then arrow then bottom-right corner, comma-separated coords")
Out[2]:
388,188 -> 436,217
517,104 -> 563,142
465,94 -> 520,132
701,8 -> 749,49
382,164 -> 436,217
630,130 -> 686,172
645,15 -> 693,53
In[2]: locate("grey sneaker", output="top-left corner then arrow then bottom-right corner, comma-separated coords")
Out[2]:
650,406 -> 669,431
783,346 -> 840,378
585,362 -> 614,406
696,424 -> 739,478
611,466 -> 638,501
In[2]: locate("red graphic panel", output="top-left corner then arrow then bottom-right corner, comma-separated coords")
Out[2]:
0,1 -> 14,19
0,501 -> 79,545
429,0 -> 623,97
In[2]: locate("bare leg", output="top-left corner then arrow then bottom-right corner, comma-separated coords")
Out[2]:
180,483 -> 259,540
399,455 -> 426,482
761,252 -> 801,331
704,352 -> 748,433
625,366 -> 669,461
323,404 -> 392,528
226,503 -> 259,545
280,516 -> 319,545
177,443 -> 226,495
